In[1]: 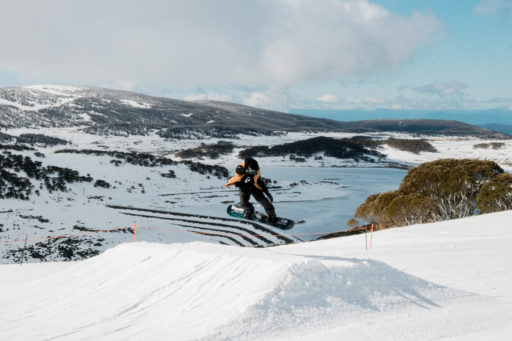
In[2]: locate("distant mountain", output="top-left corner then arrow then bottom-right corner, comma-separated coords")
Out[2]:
291,108 -> 512,126
339,119 -> 510,138
0,85 -> 508,139
479,123 -> 512,136
0,85 -> 346,137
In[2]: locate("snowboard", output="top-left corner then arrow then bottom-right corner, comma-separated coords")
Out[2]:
227,204 -> 295,230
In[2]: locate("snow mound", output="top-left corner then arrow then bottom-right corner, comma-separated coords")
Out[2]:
209,257 -> 461,340
0,241 -> 465,340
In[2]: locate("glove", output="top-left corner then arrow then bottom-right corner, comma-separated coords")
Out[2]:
235,165 -> 245,175
266,193 -> 273,202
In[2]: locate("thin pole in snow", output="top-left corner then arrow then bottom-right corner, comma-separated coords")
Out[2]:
370,223 -> 374,249
134,221 -> 137,242
365,227 -> 368,250
20,234 -> 28,266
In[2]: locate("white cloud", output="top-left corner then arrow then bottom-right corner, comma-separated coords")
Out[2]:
317,94 -> 338,103
243,88 -> 290,111
475,0 -> 512,21
111,80 -> 137,91
260,0 -> 444,85
474,96 -> 512,104
412,81 -> 468,98
345,97 -> 385,105
244,92 -> 269,108
0,0 -> 444,88
297,87 -> 512,111
184,94 -> 207,102
206,93 -> 232,102
185,93 -> 232,102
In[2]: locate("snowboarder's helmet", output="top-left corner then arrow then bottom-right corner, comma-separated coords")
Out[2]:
244,157 -> 259,171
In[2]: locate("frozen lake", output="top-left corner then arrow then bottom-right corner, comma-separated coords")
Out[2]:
180,167 -> 407,241
263,167 -> 407,240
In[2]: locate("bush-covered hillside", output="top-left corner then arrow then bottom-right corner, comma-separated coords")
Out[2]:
16,134 -> 69,146
55,149 -> 229,179
176,141 -> 235,159
349,159 -> 512,229
239,136 -> 385,162
0,152 -> 93,199
351,136 -> 437,154
238,136 -> 437,162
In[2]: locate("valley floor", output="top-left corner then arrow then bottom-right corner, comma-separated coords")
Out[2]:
2,127 -> 511,263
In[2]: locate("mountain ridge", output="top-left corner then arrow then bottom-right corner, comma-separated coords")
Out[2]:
0,85 -> 509,139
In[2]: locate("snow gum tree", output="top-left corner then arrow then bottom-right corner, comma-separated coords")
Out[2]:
399,159 -> 502,220
349,159 -> 508,229
477,173 -> 512,213
352,191 -> 399,228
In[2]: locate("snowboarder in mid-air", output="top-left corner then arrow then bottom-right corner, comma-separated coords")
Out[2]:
224,157 -> 277,224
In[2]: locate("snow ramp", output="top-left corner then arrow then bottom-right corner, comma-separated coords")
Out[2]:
0,242 -> 475,340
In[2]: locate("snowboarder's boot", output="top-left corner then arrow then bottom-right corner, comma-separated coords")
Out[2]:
267,214 -> 277,225
243,204 -> 255,219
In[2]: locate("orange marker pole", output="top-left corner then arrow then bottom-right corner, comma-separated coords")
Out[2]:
370,223 -> 374,249
133,221 -> 137,242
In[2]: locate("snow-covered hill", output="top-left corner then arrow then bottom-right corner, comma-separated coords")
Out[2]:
0,85 -> 508,139
1,86 -> 511,339
1,125 -> 511,264
0,85 -> 347,136
1,85 -> 511,263
1,210 -> 511,340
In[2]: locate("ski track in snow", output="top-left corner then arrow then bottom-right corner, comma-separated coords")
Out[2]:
109,205 -> 301,246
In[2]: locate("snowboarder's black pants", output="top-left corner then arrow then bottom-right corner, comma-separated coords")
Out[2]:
239,188 -> 275,218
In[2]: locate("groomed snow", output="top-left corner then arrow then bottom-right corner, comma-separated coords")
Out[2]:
1,210 -> 511,340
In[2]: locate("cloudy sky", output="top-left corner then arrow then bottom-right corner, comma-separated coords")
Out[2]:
0,0 -> 511,112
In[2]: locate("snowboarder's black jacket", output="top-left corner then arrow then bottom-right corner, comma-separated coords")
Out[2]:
224,158 -> 271,196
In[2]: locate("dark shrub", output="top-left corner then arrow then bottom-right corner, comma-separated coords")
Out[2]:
473,142 -> 505,150
385,138 -> 437,154
94,179 -> 111,188
477,173 -> 512,213
350,159 -> 506,228
176,141 -> 235,159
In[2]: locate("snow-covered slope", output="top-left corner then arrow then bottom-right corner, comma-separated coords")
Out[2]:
1,127 -> 511,264
1,210 -> 511,340
0,85 -> 348,135
1,85 -> 508,139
